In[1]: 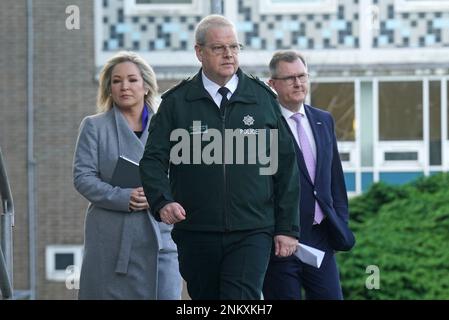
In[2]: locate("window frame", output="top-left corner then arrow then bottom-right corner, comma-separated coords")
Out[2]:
376,141 -> 425,168
124,0 -> 204,15
45,245 -> 83,281
374,77 -> 428,173
258,0 -> 337,14
394,0 -> 449,12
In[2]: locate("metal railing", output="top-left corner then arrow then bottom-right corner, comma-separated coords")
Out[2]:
0,146 -> 14,299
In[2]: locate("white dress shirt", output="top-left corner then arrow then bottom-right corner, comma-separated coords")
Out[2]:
202,71 -> 239,108
279,104 -> 317,160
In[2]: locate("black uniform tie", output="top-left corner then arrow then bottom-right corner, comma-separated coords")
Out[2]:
218,87 -> 230,112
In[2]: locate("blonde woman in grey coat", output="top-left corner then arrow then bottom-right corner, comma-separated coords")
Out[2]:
73,51 -> 181,299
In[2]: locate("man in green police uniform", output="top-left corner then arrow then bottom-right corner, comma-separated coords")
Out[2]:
140,14 -> 300,300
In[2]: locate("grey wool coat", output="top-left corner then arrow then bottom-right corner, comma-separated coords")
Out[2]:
73,106 -> 181,300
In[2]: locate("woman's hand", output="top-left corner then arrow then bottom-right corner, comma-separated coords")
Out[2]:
129,187 -> 150,212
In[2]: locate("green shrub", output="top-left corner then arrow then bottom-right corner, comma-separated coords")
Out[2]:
338,173 -> 449,299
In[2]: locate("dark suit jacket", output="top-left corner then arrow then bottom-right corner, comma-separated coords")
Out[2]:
286,104 -> 352,251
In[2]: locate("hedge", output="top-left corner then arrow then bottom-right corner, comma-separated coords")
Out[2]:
337,173 -> 449,299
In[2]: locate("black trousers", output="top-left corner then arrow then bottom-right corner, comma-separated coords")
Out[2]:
172,227 -> 273,300
263,223 -> 343,300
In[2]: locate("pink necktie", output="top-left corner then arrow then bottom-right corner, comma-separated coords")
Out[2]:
291,113 -> 324,224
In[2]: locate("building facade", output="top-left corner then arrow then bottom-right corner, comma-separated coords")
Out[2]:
97,0 -> 449,195
1,0 -> 449,299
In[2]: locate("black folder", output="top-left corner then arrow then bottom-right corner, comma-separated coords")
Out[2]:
110,156 -> 141,188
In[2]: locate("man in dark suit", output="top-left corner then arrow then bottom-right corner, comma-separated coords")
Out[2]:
263,50 -> 350,300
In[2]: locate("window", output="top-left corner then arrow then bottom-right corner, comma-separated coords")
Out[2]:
379,81 -> 422,141
394,0 -> 449,12
310,82 -> 355,141
46,245 -> 83,281
126,0 -> 203,15
429,81 -> 441,165
136,0 -> 191,3
259,0 -> 337,14
272,0 -> 322,2
385,151 -> 418,161
447,81 -> 449,140
339,152 -> 350,162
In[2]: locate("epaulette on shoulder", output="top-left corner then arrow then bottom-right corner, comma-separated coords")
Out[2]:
249,74 -> 277,99
161,77 -> 191,99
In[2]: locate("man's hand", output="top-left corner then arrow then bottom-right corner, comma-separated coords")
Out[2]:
159,202 -> 186,225
274,235 -> 298,257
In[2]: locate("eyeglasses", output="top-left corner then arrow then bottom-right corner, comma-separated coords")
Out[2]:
272,73 -> 310,85
201,43 -> 243,55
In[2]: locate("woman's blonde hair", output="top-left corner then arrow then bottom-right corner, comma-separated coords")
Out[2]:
97,51 -> 158,113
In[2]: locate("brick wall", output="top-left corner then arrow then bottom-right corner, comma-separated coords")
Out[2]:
1,0 -> 97,299
0,0 -> 29,294
33,0 -> 96,299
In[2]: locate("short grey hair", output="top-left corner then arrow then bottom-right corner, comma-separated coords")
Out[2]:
195,14 -> 237,45
269,50 -> 308,78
